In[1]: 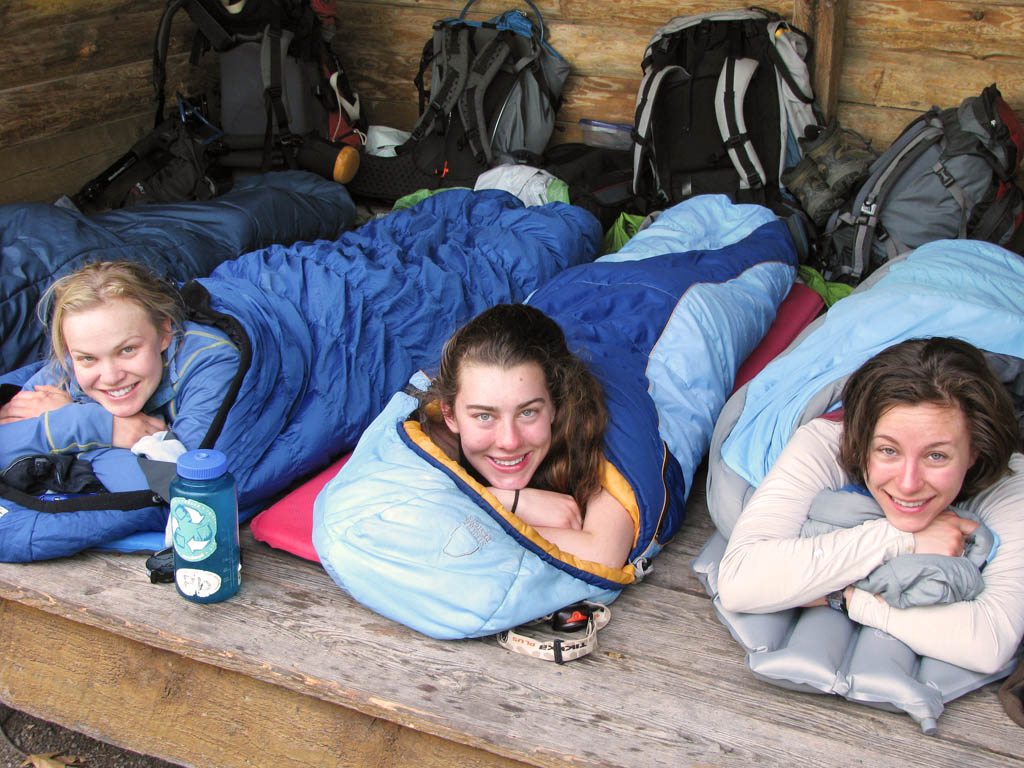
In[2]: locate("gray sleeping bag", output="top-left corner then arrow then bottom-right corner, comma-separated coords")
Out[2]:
698,241 -> 1024,733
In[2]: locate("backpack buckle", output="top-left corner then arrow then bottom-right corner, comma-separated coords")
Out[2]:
936,164 -> 956,188
859,200 -> 877,218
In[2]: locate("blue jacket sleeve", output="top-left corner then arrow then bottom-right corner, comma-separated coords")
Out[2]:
0,402 -> 113,465
18,364 -> 60,390
164,330 -> 241,450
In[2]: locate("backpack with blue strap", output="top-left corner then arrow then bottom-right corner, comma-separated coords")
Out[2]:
347,0 -> 569,203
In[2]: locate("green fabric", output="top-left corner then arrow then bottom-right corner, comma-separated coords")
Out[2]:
547,178 -> 570,204
798,265 -> 854,307
602,212 -> 646,255
394,181 -> 567,211
393,187 -> 469,211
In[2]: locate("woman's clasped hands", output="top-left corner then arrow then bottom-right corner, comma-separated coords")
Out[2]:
913,510 -> 979,558
0,385 -> 72,423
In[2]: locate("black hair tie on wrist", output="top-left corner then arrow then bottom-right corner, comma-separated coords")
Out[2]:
510,489 -> 520,516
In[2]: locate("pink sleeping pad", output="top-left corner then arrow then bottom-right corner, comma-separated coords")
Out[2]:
250,454 -> 350,561
732,282 -> 822,393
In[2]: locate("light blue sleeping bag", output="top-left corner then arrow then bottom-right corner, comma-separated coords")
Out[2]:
314,195 -> 798,638
700,240 -> 1024,732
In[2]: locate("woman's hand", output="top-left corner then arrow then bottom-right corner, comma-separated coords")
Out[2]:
112,413 -> 167,449
490,487 -> 583,530
0,385 -> 72,423
913,510 -> 980,557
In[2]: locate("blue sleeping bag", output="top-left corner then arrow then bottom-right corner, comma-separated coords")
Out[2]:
699,239 -> 1024,731
0,170 -> 357,374
313,195 -> 799,638
0,189 -> 600,561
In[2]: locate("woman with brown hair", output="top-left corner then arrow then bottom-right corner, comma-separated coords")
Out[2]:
717,336 -> 1024,673
418,303 -> 635,569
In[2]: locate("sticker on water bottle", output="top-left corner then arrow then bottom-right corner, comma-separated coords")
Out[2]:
170,496 -> 218,562
175,568 -> 223,598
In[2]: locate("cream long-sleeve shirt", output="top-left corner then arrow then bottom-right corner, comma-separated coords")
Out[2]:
718,418 -> 1024,674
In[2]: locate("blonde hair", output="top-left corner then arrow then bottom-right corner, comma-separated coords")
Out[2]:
41,261 -> 185,380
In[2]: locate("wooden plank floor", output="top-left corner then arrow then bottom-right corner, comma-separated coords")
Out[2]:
0,466 -> 1021,768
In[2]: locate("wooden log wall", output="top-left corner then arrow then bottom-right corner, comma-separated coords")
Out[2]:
1,0 -> 1023,206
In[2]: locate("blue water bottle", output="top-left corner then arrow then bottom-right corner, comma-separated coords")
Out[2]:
169,449 -> 240,603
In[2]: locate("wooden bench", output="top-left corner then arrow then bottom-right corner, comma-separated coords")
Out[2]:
0,466 -> 1019,767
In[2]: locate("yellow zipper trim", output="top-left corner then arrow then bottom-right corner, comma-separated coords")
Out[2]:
403,419 -> 636,585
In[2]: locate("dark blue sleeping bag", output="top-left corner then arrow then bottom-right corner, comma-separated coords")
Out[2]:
1,171 -> 357,374
0,189 -> 600,561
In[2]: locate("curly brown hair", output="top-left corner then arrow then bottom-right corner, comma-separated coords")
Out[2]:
423,304 -> 607,511
840,337 -> 1019,499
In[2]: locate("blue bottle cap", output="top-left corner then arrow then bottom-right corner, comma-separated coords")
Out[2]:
176,449 -> 228,480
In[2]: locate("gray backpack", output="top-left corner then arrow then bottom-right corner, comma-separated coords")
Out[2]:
347,0 -> 569,202
819,84 -> 1024,283
411,0 -> 569,166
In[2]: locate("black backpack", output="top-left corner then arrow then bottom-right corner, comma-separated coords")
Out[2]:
153,0 -> 363,162
632,8 -> 818,210
347,0 -> 569,203
818,84 -> 1024,284
74,1 -> 364,212
73,96 -> 230,214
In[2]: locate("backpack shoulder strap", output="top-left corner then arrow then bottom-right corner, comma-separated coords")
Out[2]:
715,56 -> 766,191
631,65 -> 688,200
414,36 -> 437,116
457,30 -> 517,164
259,16 -> 296,170
410,24 -> 472,142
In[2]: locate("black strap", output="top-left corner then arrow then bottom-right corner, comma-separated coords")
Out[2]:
414,37 -> 437,116
261,7 -> 298,171
457,31 -> 515,163
178,280 -> 252,450
0,480 -> 160,515
411,25 -> 471,142
152,0 -> 191,127
183,0 -> 236,50
526,52 -> 561,114
763,32 -> 814,104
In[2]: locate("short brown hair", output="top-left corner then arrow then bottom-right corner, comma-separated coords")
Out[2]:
840,337 -> 1019,498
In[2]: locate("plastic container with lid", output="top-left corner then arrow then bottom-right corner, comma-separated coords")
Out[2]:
169,449 -> 241,603
579,119 -> 634,151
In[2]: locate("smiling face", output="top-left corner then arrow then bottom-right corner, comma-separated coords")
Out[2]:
62,298 -> 172,417
442,361 -> 555,490
863,402 -> 977,533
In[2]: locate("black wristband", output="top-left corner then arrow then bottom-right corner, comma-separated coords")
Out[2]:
510,489 -> 520,516
827,589 -> 848,614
